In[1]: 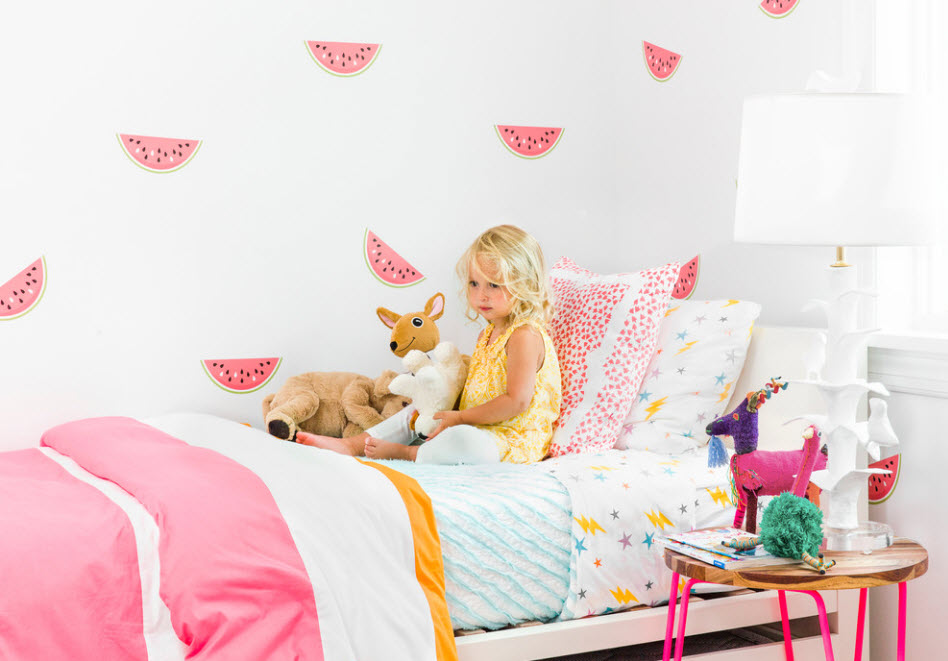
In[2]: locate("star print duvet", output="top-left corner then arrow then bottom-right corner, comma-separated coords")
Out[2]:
0,414 -> 456,661
535,448 -> 735,620
383,446 -> 734,630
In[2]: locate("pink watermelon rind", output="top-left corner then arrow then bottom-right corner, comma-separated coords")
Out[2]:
759,0 -> 800,19
0,256 -> 47,321
117,134 -> 203,174
363,229 -> 426,288
494,125 -> 564,160
868,454 -> 901,505
642,42 -> 682,83
202,357 -> 282,394
305,41 -> 382,78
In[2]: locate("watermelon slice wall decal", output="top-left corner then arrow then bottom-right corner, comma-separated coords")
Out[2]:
364,229 -> 425,287
1,257 -> 46,320
760,0 -> 800,18
118,134 -> 202,173
202,357 -> 282,394
642,42 -> 681,82
305,41 -> 381,77
868,453 -> 901,505
495,126 -> 563,159
672,255 -> 700,300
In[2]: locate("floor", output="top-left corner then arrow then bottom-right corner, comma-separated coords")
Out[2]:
538,626 -> 783,660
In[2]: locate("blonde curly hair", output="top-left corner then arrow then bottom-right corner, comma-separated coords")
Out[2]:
456,224 -> 554,326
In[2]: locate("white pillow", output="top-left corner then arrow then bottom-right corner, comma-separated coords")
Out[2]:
547,257 -> 680,456
616,299 -> 761,453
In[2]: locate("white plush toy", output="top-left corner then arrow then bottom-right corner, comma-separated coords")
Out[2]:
388,342 -> 469,438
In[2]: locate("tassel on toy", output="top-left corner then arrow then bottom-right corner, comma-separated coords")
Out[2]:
708,435 -> 728,468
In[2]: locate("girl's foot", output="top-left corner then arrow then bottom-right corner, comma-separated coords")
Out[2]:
296,431 -> 366,456
364,436 -> 419,461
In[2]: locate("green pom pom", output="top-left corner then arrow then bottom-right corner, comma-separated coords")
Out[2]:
759,492 -> 824,559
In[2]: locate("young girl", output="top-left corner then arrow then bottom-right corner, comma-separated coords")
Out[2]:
298,224 -> 561,464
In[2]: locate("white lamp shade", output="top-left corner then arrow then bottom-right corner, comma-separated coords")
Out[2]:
734,93 -> 935,246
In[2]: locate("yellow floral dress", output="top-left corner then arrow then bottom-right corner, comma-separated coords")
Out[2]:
459,320 -> 562,463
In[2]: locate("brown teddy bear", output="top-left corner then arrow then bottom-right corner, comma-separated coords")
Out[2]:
262,371 -> 411,441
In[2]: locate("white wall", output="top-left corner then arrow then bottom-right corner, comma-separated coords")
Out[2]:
1,1 -> 854,449
867,340 -> 948,660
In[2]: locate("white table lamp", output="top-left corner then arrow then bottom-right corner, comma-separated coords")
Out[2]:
734,93 -> 935,550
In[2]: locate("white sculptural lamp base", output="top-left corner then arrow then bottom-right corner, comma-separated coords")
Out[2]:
796,262 -> 899,551
824,520 -> 894,552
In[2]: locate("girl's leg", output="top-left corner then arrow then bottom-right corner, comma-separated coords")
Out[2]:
299,406 -> 417,457
415,425 -> 502,465
296,431 -> 367,456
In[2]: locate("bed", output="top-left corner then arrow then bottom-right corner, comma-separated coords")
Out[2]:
453,324 -> 864,661
0,324 -> 864,661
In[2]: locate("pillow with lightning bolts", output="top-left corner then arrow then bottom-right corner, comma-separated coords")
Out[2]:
616,299 -> 761,453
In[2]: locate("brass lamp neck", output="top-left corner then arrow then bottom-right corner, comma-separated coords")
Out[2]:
830,246 -> 850,268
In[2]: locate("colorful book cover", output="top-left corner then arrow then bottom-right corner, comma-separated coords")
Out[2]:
665,527 -> 760,559
660,538 -> 800,570
661,528 -> 801,569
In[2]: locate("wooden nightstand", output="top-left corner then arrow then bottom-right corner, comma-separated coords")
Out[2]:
662,538 -> 928,661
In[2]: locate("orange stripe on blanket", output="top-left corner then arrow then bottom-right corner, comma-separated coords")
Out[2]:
358,460 -> 458,661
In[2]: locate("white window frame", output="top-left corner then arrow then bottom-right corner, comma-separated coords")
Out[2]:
872,0 -> 948,333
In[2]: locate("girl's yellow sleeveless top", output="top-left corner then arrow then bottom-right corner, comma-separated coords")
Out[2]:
459,319 -> 562,464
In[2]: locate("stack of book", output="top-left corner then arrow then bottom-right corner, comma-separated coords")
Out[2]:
659,527 -> 800,570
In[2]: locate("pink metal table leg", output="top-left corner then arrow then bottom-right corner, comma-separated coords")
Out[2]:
898,581 -> 907,661
663,572 -> 680,661
674,578 -> 705,661
778,590 -> 794,661
854,588 -> 868,661
794,590 -> 835,661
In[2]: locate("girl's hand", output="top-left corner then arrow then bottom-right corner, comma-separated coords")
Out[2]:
428,410 -> 463,439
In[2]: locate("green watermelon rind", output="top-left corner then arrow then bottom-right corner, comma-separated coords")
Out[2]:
201,357 -> 282,394
672,255 -> 700,300
363,229 -> 426,288
304,41 -> 382,78
494,125 -> 564,160
759,0 -> 800,19
0,256 -> 47,321
642,42 -> 682,83
117,134 -> 203,174
868,454 -> 901,505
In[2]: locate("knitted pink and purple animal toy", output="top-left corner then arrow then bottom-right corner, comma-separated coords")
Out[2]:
707,378 -> 827,534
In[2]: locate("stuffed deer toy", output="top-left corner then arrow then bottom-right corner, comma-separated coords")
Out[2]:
377,293 -> 446,358
706,378 -> 827,534
376,292 -> 471,438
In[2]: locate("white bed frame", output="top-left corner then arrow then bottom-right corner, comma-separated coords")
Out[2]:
454,326 -> 867,660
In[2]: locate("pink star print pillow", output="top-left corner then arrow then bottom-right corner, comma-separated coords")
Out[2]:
547,257 -> 681,456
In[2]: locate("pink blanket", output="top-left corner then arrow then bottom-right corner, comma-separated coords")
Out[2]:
0,448 -> 145,659
1,415 -> 455,661
39,416 -> 322,659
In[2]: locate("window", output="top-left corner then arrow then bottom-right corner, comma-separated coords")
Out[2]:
873,0 -> 948,332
